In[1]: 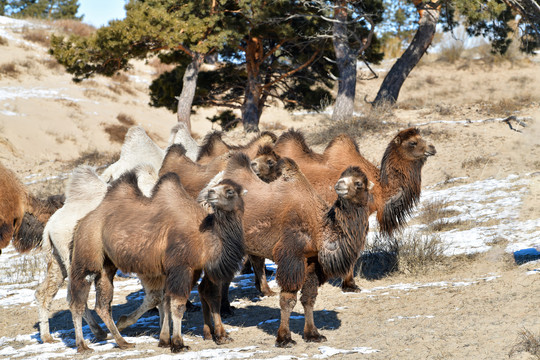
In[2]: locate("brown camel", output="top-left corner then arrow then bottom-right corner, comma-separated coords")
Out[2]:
69,171 -> 246,353
250,145 -> 282,183
196,131 -> 277,164
214,153 -> 370,347
272,128 -> 436,291
159,144 -> 232,198
0,162 -> 63,254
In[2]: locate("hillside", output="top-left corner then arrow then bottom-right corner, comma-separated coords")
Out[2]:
0,15 -> 539,360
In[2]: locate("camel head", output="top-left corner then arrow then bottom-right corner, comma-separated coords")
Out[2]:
207,179 -> 246,213
391,128 -> 436,161
334,166 -> 372,206
250,145 -> 281,182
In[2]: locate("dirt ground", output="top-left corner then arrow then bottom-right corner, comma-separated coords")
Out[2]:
1,17 -> 539,359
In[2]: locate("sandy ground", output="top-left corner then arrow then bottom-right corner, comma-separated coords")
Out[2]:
1,16 -> 539,360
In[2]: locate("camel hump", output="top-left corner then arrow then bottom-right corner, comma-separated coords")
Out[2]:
66,165 -> 106,203
151,172 -> 183,197
197,131 -> 225,161
164,143 -> 187,158
325,134 -> 359,154
259,131 -> 278,143
226,152 -> 252,172
275,129 -> 311,153
256,144 -> 276,156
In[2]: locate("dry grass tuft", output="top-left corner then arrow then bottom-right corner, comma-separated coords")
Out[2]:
0,36 -> 8,46
39,57 -> 63,71
53,19 -> 96,37
308,103 -> 394,145
67,149 -> 119,169
461,155 -> 493,169
416,199 -> 460,225
109,74 -> 136,96
438,42 -> 465,64
104,124 -> 129,144
509,328 -> 540,359
361,231 -> 447,278
0,62 -> 20,78
22,27 -> 50,47
397,96 -> 425,110
116,113 -> 136,126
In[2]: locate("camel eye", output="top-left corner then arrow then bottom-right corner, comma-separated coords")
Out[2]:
226,189 -> 235,197
355,181 -> 362,188
267,160 -> 275,166
409,141 -> 417,147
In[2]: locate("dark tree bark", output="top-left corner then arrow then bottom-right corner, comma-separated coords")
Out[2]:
176,53 -> 204,134
332,2 -> 356,122
374,1 -> 441,106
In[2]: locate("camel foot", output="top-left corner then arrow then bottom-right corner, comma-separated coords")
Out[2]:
117,340 -> 135,349
275,335 -> 296,348
341,284 -> 361,293
40,334 -> 57,343
186,300 -> 201,313
220,305 -> 236,318
214,334 -> 233,345
158,339 -> 170,348
76,342 -> 93,353
304,333 -> 327,343
93,328 -> 109,341
260,288 -> 276,297
171,343 -> 190,353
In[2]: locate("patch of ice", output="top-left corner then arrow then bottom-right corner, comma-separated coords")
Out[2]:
314,346 -> 380,358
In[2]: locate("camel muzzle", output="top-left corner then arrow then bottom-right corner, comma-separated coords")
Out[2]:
207,190 -> 218,204
424,145 -> 436,157
334,181 -> 349,196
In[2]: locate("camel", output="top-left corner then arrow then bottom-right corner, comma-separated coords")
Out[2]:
35,163 -> 158,343
196,131 -> 277,164
101,123 -> 199,182
250,145 -> 282,183
0,162 -> 63,255
272,128 -> 436,291
159,144 -> 232,198
211,153 -> 370,347
69,172 -> 246,353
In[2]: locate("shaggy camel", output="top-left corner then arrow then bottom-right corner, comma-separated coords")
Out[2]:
101,123 -> 199,182
36,164 -> 158,343
250,145 -> 282,183
213,153 -> 370,347
196,130 -> 277,164
272,128 -> 436,291
69,172 -> 246,353
159,144 -> 232,198
0,162 -> 62,254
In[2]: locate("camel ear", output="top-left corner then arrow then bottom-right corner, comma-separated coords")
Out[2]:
367,181 -> 374,191
393,136 -> 402,145
241,189 -> 248,196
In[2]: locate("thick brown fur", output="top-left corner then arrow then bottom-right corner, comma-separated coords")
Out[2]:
274,128 -> 436,236
0,162 -> 63,254
160,144 -> 232,198
250,145 -> 282,183
69,170 -> 245,353
196,131 -> 277,164
217,153 -> 370,347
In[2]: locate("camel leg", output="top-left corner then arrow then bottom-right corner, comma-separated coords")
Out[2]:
199,276 -> 232,345
300,263 -> 327,343
158,295 -> 171,348
35,253 -> 65,343
170,295 -> 190,353
69,271 -> 93,353
94,263 -> 134,350
186,269 -> 202,313
250,255 -> 275,297
341,268 -> 361,293
275,290 -> 299,348
83,305 -> 108,341
220,279 -> 235,318
116,276 -> 164,332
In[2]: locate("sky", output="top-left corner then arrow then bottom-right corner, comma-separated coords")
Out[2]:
77,0 -> 127,28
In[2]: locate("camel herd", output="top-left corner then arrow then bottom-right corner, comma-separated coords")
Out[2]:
0,124 -> 436,353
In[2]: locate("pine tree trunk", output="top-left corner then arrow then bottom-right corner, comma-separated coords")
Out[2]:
242,74 -> 261,133
332,2 -> 356,122
176,54 -> 203,134
374,1 -> 441,105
